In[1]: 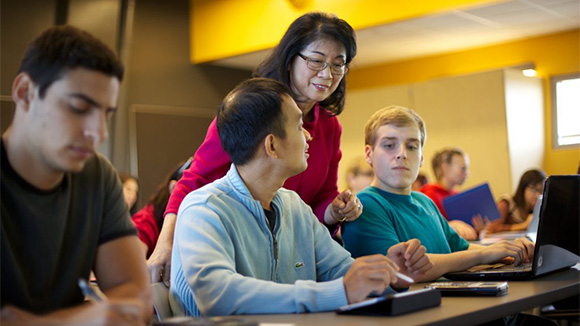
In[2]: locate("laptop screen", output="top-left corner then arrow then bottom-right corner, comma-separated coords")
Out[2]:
533,175 -> 580,275
525,195 -> 542,242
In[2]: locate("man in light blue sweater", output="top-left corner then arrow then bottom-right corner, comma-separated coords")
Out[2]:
170,78 -> 432,316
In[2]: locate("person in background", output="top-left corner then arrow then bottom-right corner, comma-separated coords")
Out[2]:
345,156 -> 374,194
485,169 -> 546,234
150,12 -> 363,284
411,173 -> 428,191
120,173 -> 140,215
341,105 -> 534,282
420,148 -> 479,240
1,25 -> 150,325
131,158 -> 192,258
170,78 -> 432,316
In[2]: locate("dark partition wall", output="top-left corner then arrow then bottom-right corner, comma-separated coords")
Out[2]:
132,106 -> 215,208
125,0 -> 251,207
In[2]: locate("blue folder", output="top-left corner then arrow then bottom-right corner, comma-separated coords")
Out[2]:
442,182 -> 500,225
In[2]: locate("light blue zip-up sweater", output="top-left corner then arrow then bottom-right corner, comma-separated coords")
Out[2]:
170,165 -> 358,316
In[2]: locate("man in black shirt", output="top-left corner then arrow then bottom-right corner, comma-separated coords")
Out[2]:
1,25 -> 151,325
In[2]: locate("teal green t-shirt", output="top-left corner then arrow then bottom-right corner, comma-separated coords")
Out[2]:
342,186 -> 469,258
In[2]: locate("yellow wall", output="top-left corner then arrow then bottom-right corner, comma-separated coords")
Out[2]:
190,0 -> 506,63
347,29 -> 580,176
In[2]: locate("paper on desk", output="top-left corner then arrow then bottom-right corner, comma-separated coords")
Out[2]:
467,263 -> 506,272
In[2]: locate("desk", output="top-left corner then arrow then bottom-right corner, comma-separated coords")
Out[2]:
246,267 -> 580,326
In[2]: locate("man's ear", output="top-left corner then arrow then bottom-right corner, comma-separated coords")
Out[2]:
12,73 -> 34,111
264,134 -> 278,159
420,153 -> 424,168
364,145 -> 373,166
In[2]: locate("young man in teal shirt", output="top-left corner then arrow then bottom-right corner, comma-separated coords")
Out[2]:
342,105 -> 534,281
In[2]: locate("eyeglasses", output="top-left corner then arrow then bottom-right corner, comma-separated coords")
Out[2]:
297,53 -> 349,75
527,185 -> 544,194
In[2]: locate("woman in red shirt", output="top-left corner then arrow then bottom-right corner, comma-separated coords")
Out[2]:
148,12 -> 362,284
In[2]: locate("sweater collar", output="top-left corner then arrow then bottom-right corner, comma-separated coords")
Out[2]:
225,164 -> 284,215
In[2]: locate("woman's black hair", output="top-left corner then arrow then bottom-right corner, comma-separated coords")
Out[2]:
150,158 -> 193,230
513,169 -> 546,209
253,12 -> 356,116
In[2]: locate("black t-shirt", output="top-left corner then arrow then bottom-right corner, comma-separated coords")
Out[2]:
263,208 -> 277,233
0,141 -> 137,313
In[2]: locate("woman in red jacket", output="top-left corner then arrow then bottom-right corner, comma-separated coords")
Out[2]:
149,12 -> 362,284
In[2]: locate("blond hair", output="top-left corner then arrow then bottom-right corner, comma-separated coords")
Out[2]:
364,105 -> 426,147
431,148 -> 466,182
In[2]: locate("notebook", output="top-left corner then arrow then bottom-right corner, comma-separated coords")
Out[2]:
442,182 -> 501,226
444,175 -> 580,281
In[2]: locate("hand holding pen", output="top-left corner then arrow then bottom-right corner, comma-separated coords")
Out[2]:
78,278 -> 108,302
387,239 -> 433,287
78,278 -> 144,325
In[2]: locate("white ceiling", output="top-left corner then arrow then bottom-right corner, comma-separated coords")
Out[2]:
210,0 -> 580,70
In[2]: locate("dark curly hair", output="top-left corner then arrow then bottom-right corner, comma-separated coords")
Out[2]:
17,25 -> 123,99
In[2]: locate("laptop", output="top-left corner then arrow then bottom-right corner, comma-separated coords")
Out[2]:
444,175 -> 580,281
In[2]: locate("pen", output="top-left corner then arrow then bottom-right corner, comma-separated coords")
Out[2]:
396,272 -> 415,284
78,278 -> 108,302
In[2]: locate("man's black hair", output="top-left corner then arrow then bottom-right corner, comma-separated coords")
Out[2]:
17,25 -> 124,98
217,78 -> 292,165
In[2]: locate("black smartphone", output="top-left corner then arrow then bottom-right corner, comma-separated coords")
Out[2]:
426,281 -> 508,296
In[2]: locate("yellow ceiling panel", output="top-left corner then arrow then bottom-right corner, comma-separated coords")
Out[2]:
189,0 -> 509,64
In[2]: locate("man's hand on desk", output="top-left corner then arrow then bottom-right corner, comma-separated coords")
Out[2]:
1,299 -> 146,326
387,239 -> 433,287
480,238 -> 534,265
343,254 -> 399,304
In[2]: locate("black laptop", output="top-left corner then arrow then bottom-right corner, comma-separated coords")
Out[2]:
444,175 -> 580,281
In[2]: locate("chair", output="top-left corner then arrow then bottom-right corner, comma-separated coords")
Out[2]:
151,282 -> 172,321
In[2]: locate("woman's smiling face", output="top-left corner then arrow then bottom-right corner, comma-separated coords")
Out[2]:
288,38 -> 346,110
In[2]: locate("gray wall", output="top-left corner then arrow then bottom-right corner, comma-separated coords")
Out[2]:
0,0 -> 252,208
1,0 -> 57,132
124,0 -> 251,206
1,0 -> 57,96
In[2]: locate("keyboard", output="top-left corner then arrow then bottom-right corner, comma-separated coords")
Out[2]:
485,262 -> 532,273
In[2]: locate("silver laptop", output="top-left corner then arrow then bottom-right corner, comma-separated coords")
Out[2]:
445,175 -> 580,281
